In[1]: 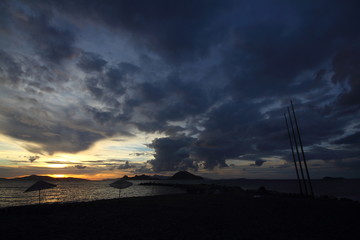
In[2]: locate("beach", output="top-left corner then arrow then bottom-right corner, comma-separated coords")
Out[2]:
1,192 -> 359,240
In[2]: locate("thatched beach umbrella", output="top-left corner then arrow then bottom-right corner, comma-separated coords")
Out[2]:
109,179 -> 133,198
24,180 -> 57,204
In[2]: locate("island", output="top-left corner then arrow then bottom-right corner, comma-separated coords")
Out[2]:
168,171 -> 204,180
120,171 -> 203,181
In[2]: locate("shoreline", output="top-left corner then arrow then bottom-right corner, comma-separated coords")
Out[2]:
1,180 -> 359,209
1,192 -> 359,239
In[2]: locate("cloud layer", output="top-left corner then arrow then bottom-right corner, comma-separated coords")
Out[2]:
0,0 -> 359,176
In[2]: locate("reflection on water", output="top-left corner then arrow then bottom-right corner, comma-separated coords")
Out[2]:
1,179 -> 359,208
0,180 -> 185,208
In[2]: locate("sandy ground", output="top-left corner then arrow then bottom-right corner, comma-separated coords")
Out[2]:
0,192 -> 359,240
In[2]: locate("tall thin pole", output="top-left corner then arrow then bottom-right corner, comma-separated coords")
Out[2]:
284,112 -> 303,195
290,100 -> 314,198
288,107 -> 308,196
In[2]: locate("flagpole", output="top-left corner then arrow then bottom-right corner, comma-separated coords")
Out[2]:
284,112 -> 303,195
288,107 -> 308,196
290,100 -> 314,198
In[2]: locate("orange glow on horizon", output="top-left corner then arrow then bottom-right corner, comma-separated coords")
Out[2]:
48,173 -> 127,181
7,172 -> 132,181
47,164 -> 68,168
48,174 -> 68,178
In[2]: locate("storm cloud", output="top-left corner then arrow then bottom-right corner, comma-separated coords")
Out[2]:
0,0 -> 359,177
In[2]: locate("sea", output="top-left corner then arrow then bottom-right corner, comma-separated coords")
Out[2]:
1,179 -> 360,208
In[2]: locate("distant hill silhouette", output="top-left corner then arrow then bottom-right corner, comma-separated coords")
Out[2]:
8,175 -> 89,181
169,171 -> 203,180
323,176 -> 345,180
122,174 -> 161,180
152,175 -> 170,180
119,172 -> 203,181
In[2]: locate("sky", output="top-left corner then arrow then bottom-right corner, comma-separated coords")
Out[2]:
0,0 -> 359,180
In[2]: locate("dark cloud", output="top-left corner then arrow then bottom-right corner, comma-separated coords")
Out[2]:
0,46 -> 72,99
77,51 -> 107,72
335,159 -> 360,170
0,1 -> 11,32
163,126 -> 186,138
224,0 -> 360,100
85,62 -> 141,107
74,164 -> 87,169
118,161 -> 132,169
46,161 -> 71,164
123,74 -> 217,135
155,76 -> 212,122
285,105 -> 347,147
146,97 -> 357,171
28,156 -> 40,163
332,44 -> 360,108
0,113 -> 106,154
189,101 -> 285,168
306,146 -> 360,162
111,139 -> 125,142
85,77 -> 104,100
136,82 -> 166,103
86,106 -> 116,125
250,160 -> 266,167
129,152 -> 153,157
0,0 -> 359,177
148,137 -> 197,172
276,163 -> 291,169
13,11 -> 77,63
133,165 -> 154,174
35,0 -> 233,64
82,160 -> 104,163
0,50 -> 23,85
105,63 -> 140,93
333,131 -> 360,146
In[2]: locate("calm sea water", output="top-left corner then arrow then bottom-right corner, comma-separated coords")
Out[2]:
214,179 -> 360,201
1,179 -> 359,208
0,180 -> 185,208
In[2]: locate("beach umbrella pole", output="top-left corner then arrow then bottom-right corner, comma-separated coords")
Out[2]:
109,179 -> 132,198
24,180 -> 56,205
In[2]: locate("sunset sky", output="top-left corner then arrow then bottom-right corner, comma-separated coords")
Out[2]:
0,0 -> 359,180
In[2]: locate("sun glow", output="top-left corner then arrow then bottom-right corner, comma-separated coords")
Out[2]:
48,174 -> 67,178
47,164 -> 67,168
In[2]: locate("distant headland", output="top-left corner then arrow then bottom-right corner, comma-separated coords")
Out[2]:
121,171 -> 203,181
1,175 -> 89,181
0,171 -> 204,181
322,176 -> 345,180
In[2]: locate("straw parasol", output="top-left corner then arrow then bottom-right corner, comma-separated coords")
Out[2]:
24,180 -> 57,204
109,179 -> 133,198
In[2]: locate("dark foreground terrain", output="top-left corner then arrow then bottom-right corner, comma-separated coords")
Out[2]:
0,192 -> 359,240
